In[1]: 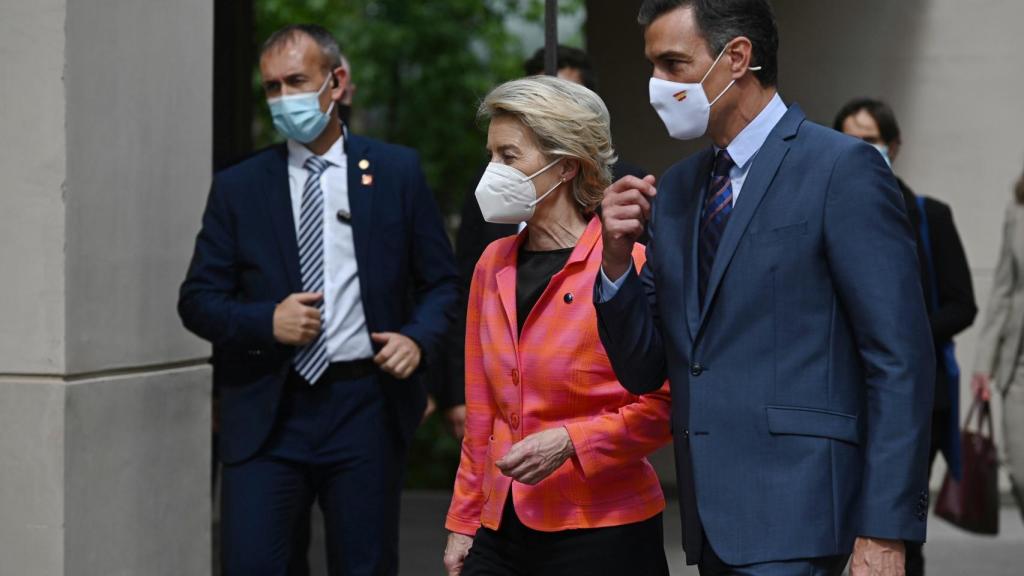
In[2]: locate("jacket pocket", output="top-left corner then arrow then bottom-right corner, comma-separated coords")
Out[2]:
749,221 -> 808,245
765,405 -> 860,445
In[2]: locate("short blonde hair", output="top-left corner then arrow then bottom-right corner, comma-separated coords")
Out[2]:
479,76 -> 617,215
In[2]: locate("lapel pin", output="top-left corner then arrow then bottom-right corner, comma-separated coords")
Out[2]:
358,159 -> 370,170
361,173 -> 374,186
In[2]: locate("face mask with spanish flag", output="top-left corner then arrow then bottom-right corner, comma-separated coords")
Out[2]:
649,44 -> 762,140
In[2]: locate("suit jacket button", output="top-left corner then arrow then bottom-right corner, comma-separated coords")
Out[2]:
690,363 -> 704,377
683,429 -> 690,440
563,292 -> 574,304
510,413 -> 520,430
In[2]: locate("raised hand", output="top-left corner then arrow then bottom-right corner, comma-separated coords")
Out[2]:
273,292 -> 323,346
600,175 -> 657,281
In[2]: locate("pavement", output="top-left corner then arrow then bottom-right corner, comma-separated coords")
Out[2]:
395,491 -> 1024,576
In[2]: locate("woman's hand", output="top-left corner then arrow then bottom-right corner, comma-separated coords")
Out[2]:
495,427 -> 575,485
971,372 -> 992,402
443,532 -> 474,575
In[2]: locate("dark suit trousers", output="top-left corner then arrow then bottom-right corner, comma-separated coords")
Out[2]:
220,370 -> 403,576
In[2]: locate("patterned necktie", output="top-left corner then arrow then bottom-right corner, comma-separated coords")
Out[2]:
293,155 -> 332,385
698,149 -> 735,307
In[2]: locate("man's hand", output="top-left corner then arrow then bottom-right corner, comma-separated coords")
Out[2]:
850,537 -> 905,576
600,175 -> 657,281
971,372 -> 992,402
443,532 -> 473,576
445,405 -> 467,439
495,427 -> 575,485
273,292 -> 323,346
371,332 -> 422,380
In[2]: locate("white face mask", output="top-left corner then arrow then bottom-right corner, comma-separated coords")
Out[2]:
649,46 -> 762,140
474,158 -> 562,224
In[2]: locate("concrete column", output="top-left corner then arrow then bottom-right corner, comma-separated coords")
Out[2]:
0,1 -> 214,574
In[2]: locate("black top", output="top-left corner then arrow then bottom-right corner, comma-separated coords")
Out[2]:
516,245 -> 574,336
898,178 -> 978,412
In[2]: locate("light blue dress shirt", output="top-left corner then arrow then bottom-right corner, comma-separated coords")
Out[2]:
599,93 -> 788,298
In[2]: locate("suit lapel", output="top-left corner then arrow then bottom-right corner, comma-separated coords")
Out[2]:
264,144 -> 302,292
346,135 -> 375,301
495,231 -> 526,348
697,105 -> 804,332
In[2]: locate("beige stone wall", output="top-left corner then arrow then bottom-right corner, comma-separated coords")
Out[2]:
0,1 -> 214,573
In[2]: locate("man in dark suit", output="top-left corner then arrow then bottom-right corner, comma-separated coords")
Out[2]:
178,25 -> 458,576
836,97 -> 978,576
432,47 -> 649,437
595,1 -> 934,574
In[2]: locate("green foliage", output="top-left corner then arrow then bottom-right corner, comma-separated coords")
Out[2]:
404,412 -> 462,489
254,0 -> 582,215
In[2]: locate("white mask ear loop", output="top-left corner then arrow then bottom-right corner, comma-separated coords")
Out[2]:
702,45 -> 764,108
528,177 -> 566,208
521,157 -> 562,182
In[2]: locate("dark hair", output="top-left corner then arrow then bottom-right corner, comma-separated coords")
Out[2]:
524,45 -> 597,90
832,98 -> 902,146
261,24 -> 342,71
638,0 -> 779,87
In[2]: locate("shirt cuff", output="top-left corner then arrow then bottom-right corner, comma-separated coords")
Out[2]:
597,263 -> 633,303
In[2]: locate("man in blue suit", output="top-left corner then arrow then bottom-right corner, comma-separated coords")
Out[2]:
178,25 -> 458,576
595,1 -> 934,575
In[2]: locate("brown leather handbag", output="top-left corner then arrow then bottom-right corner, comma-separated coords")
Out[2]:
935,399 -> 1000,535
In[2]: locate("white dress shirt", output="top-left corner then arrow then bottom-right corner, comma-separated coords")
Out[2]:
599,93 -> 788,298
287,137 -> 374,361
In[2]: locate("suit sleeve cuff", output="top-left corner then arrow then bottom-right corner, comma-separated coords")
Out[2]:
238,301 -> 278,348
444,515 -> 480,537
597,263 -> 633,303
563,423 -> 598,478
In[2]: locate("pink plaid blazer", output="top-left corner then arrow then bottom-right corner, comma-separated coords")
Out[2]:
446,217 -> 671,535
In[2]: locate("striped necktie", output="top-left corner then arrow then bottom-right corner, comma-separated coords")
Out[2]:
698,149 -> 735,307
293,155 -> 332,385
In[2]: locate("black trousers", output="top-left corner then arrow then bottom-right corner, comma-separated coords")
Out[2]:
462,496 -> 670,576
220,369 -> 403,576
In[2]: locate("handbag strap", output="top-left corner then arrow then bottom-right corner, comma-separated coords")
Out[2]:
968,398 -> 995,439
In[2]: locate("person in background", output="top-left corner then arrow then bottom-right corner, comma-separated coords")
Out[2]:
836,97 -> 978,576
523,44 -> 598,90
178,24 -> 458,575
442,76 -> 672,576
972,164 -> 1024,525
435,45 -> 650,439
337,54 -> 355,127
597,1 -> 935,574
